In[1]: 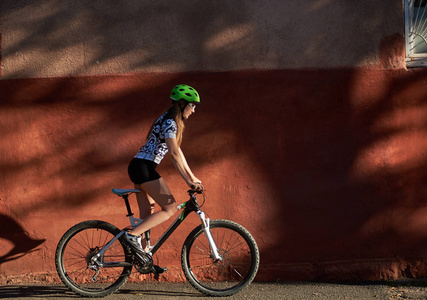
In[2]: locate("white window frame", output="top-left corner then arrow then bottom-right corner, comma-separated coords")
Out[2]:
405,0 -> 427,67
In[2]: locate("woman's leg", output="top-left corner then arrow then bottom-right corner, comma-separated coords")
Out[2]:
134,183 -> 155,219
132,184 -> 155,250
129,178 -> 177,236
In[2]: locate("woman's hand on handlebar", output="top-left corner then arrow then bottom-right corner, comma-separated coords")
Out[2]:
190,181 -> 204,192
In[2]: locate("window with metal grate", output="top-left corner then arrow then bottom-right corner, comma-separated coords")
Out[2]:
405,0 -> 427,67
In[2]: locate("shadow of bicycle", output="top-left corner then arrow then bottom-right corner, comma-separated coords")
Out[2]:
0,213 -> 46,265
0,283 -> 206,299
0,285 -> 79,298
116,283 -> 206,299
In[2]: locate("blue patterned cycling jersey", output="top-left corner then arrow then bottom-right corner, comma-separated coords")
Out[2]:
134,112 -> 177,164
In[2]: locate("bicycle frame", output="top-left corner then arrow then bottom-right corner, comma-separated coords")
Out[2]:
91,190 -> 221,269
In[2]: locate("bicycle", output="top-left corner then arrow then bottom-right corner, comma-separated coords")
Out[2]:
55,188 -> 260,297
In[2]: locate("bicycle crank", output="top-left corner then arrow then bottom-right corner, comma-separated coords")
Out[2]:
134,253 -> 154,274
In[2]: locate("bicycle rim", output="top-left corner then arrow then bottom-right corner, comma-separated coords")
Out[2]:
56,221 -> 132,297
182,220 -> 259,296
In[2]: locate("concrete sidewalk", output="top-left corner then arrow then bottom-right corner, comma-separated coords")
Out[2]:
1,281 -> 427,300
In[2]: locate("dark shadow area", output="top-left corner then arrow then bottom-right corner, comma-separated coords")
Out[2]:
247,67 -> 427,280
0,284 -> 205,298
386,278 -> 427,287
0,214 -> 45,265
0,285 -> 82,298
117,288 -> 203,298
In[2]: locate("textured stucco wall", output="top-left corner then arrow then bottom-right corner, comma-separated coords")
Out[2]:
0,0 -> 404,79
1,68 -> 427,283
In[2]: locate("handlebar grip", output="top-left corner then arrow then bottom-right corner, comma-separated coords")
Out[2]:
188,188 -> 204,194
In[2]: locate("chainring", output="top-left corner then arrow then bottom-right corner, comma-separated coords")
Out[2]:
133,252 -> 154,274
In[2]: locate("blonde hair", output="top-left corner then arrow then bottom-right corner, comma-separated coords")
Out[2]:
146,102 -> 185,147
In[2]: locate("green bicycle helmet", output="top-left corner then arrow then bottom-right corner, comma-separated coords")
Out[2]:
170,84 -> 200,104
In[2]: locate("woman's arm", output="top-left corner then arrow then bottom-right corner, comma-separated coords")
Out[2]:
166,138 -> 202,189
178,147 -> 201,183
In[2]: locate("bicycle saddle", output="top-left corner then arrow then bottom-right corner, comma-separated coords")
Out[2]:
112,188 -> 141,196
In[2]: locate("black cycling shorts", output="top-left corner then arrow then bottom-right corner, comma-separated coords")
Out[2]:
128,158 -> 161,184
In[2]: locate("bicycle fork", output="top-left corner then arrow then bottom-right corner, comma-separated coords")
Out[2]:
197,211 -> 222,262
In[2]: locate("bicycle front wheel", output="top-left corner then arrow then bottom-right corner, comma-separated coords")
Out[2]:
55,220 -> 133,297
181,219 -> 260,297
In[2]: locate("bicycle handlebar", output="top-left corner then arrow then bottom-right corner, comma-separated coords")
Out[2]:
188,188 -> 204,195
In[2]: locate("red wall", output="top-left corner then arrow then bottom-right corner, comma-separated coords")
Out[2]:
1,67 -> 427,283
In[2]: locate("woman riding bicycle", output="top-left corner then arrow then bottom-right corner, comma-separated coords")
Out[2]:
124,84 -> 204,260
56,88 -> 259,295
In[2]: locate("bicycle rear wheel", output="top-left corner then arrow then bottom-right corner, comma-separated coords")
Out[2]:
181,219 -> 260,297
55,220 -> 133,297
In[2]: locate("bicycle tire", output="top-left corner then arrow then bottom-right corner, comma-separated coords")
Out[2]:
181,219 -> 260,297
55,220 -> 133,297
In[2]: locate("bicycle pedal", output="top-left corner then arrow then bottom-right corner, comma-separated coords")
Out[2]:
151,265 -> 167,277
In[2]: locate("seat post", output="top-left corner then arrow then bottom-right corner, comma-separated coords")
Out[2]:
122,194 -> 134,217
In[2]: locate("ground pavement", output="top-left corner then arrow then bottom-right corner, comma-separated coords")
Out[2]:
1,281 -> 427,299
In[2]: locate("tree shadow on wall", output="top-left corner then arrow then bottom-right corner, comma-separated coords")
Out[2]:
0,214 -> 45,265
